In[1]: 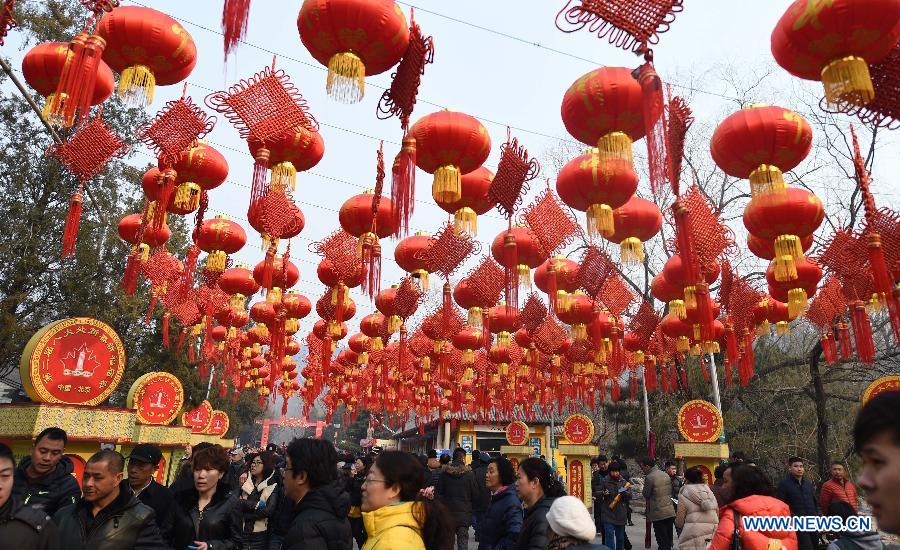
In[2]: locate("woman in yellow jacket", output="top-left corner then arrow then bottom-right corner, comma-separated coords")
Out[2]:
361,451 -> 454,550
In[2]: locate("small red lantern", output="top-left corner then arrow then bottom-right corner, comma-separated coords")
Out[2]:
339,190 -> 397,239
453,327 -> 483,364
557,154 -> 638,238
317,258 -> 362,289
218,265 -> 261,308
410,111 -> 491,205
534,257 -> 580,312
360,312 -> 386,350
660,313 -> 692,352
436,166 -> 495,235
490,226 -> 548,290
766,257 -> 823,319
195,216 -> 247,273
556,292 -> 597,340
602,196 -> 662,265
283,292 -> 312,320
165,142 -> 229,214
117,213 -> 171,250
651,272 -> 685,318
98,6 -> 198,105
453,278 -> 485,328
747,233 -> 814,260
394,232 -> 435,290
252,256 -> 300,290
487,304 -> 522,347
250,301 -> 277,326
248,127 -> 324,192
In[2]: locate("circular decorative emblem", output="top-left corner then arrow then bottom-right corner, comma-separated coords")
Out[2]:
505,421 -> 529,446
206,410 -> 230,436
182,400 -> 214,433
563,414 -> 595,445
677,400 -> 723,443
19,318 -> 126,406
862,375 -> 900,405
127,372 -> 184,426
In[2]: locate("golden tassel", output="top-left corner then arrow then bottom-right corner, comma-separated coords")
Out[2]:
468,307 -> 483,328
326,51 -> 365,103
517,264 -> 531,291
684,286 -> 697,310
230,293 -> 246,309
137,244 -> 150,262
498,331 -> 510,348
596,131 -> 633,164
454,207 -> 478,235
266,286 -> 283,307
370,336 -> 383,351
676,336 -> 690,352
821,55 -> 874,109
285,318 -> 298,334
557,291 -> 571,313
774,234 -> 803,282
691,343 -> 702,356
787,287 -> 808,319
620,237 -> 644,265
432,164 -> 462,204
173,182 -> 201,212
271,161 -> 297,192
571,324 -> 587,340
587,203 -> 615,238
41,93 -> 57,119
749,164 -> 787,198
463,349 -> 474,364
693,324 -> 701,341
669,299 -> 686,319
703,341 -> 720,354
118,64 -> 156,106
388,315 -> 401,335
634,350 -> 645,364
756,320 -> 770,336
413,269 -> 429,291
776,321 -> 791,336
206,250 -> 227,272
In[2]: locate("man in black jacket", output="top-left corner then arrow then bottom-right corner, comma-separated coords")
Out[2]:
437,447 -> 478,550
775,456 -> 819,550
54,449 -> 166,549
0,442 -> 59,550
126,443 -> 172,528
590,455 -> 609,537
12,427 -> 80,517
470,450 -> 489,542
225,447 -> 245,492
281,438 -> 352,550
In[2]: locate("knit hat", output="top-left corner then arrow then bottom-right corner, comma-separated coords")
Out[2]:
546,496 -> 597,542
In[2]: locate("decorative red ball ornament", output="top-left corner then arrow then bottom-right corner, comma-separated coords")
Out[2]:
248,127 -> 324,192
410,111 -> 491,205
97,6 -> 198,106
195,216 -> 247,273
283,292 -> 312,320
394,232 -> 435,290
557,154 -> 638,239
360,312 -> 386,350
453,327 -> 483,364
117,213 -> 171,250
453,278 -> 485,328
22,42 -> 115,123
437,166 -> 495,235
651,272 -> 685,318
710,105 -> 813,197
601,196 -> 662,265
771,0 -> 900,109
490,226 -> 548,290
297,0 -> 410,103
766,257 -> 823,319
338,190 -> 397,239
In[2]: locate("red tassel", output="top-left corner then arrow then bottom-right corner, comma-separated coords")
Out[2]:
222,0 -> 251,58
671,361 -> 679,391
629,370 -> 637,401
181,245 -> 200,291
153,169 -> 177,230
644,358 -> 657,392
723,354 -> 733,387
334,283 -> 346,325
162,313 -> 171,349
219,381 -> 227,398
48,33 -> 106,128
399,324 -> 407,373
725,325 -> 739,369
503,230 -> 518,307
251,147 -> 270,212
838,321 -> 852,360
143,294 -> 157,325
281,396 -> 289,416
390,137 -> 416,237
850,301 -> 875,364
822,333 -> 837,365
188,338 -> 196,363
866,235 -> 900,344
176,328 -> 187,352
700,357 -> 711,382
660,363 -> 669,393
360,235 -> 381,300
634,61 -> 667,195
121,251 -> 141,295
547,260 -> 559,315
611,378 -> 621,402
262,242 -> 276,291
739,330 -> 754,386
61,184 -> 83,258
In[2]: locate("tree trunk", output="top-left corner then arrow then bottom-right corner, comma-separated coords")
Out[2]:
808,340 -> 829,482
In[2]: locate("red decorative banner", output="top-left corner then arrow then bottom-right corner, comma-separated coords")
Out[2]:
127,372 -> 184,425
563,414 -> 594,444
505,421 -> 529,446
569,459 -> 585,502
182,400 -> 214,433
677,400 -> 723,443
207,410 -> 230,436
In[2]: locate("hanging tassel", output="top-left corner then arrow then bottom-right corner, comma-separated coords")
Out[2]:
644,357 -> 657,392
503,230 -> 518,307
61,183 -> 83,258
774,235 -> 803,281
326,51 -> 365,103
849,301 -> 875,364
820,55 -> 874,109
152,169 -> 176,230
822,333 -> 838,365
47,33 -> 106,128
700,357 -> 711,382
222,0 -> 251,58
262,242 -> 276,291
391,137 -> 416,237
121,250 -> 141,295
432,164 -> 461,204
181,245 -> 200,291
399,324 -> 407,374
866,234 -> 900,344
454,207 -> 477,235
596,131 -> 633,164
143,294 -> 157,325
725,325 -> 739,368
739,330 -> 754,386
586,203 -> 615,239
250,147 -> 270,211
723,353 -> 733,387
162,313 -> 171,349
634,60 -> 666,195
838,322 -> 852,360
611,378 -> 621,402
118,63 -> 156,106
359,232 -> 381,300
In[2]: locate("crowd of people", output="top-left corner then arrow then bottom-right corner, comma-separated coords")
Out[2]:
0,391 -> 897,550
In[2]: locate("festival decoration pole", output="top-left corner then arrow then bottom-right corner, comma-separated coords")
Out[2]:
707,353 -> 723,414
641,367 -> 651,442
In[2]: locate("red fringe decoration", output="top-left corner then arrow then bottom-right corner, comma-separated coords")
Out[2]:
660,363 -> 669,393
725,325 -> 739,370
262,241 -> 276,291
143,294 -> 157,325
644,358 -> 657,392
219,381 -> 227,398
360,237 -> 382,300
153,169 -> 177,230
548,262 -> 559,315
61,184 -> 83,258
700,357 -> 711,383
679,362 -> 689,390
176,328 -> 187,352
222,0 -> 251,58
838,322 -> 852,360
629,370 -> 637,401
850,302 -> 875,364
739,330 -> 754,386
162,313 -> 170,349
611,378 -> 621,402
503,230 -> 518,308
723,354 -> 733,387
121,251 -> 140,295
188,339 -> 196,363
635,61 -> 667,195
181,245 -> 200,291
390,138 -> 416,237
281,397 -> 289,417
251,147 -> 270,212
822,333 -> 837,365
48,32 -> 106,128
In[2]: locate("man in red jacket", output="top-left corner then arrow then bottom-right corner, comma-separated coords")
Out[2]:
819,462 -> 858,514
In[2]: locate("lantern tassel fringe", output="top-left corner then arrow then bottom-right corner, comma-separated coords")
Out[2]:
118,64 -> 155,106
326,52 -> 365,104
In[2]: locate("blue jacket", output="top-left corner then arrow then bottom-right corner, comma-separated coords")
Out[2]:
478,485 -> 523,550
776,475 -> 818,516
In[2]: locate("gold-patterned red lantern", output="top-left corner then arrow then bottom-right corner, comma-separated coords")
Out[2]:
22,42 -> 115,122
117,213 -> 171,256
339,190 -> 397,239
710,105 -> 813,197
97,6 -> 198,105
660,313 -> 692,352
452,327 -> 483,365
317,259 -> 363,289
453,278 -> 485,329
490,226 -> 548,289
394,231 -> 435,290
601,196 -> 662,264
348,333 -> 370,364
743,187 -> 824,282
754,296 -> 792,336
534,257 -> 580,312
410,111 -> 491,205
252,255 -> 300,305
314,319 -> 347,341
487,304 -> 522,348
651,272 -> 686,318
767,257 -> 822,319
248,127 -> 324,192
165,141 -> 229,214
375,286 -> 402,334
195,216 -> 247,273
436,166 -> 495,235
556,291 -> 597,340
561,66 -> 654,166
360,312 -> 386,350
250,301 -> 277,326
218,264 -> 260,312
771,0 -> 900,109
283,291 -> 312,334
557,154 -> 638,238
297,0 -> 410,102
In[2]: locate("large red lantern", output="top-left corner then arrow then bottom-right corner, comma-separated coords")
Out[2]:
339,190 -> 397,239
394,232 -> 435,290
651,272 -> 685,318
297,0 -> 409,103
21,42 -> 115,122
410,111 -> 491,205
766,257 -> 823,319
487,304 -> 522,347
754,296 -> 792,336
283,292 -> 312,320
218,265 -> 260,309
248,127 -> 325,192
453,327 -> 483,364
533,257 -> 580,313
117,213 -> 171,250
490,226 -> 548,289
360,312 -> 386,349
601,196 -> 662,265
556,154 -> 638,238
561,66 -> 656,166
771,0 -> 900,109
162,142 -> 229,214
436,166 -> 495,235
710,105 -> 812,196
195,216 -> 247,272
97,6 -> 198,105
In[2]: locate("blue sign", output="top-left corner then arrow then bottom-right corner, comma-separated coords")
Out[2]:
530,437 -> 542,456
461,435 -> 474,454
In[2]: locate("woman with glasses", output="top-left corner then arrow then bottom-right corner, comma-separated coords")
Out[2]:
240,451 -> 279,550
361,450 -> 454,550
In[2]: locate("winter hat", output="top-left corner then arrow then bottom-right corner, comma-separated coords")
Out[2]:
546,496 -> 597,542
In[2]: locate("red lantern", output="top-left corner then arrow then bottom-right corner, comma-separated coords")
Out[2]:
164,142 -> 229,214
248,127 -> 324,192
561,66 -> 653,165
767,257 -> 823,319
98,6 -> 198,105
250,301 -> 277,326
743,187 -> 824,282
283,292 -> 312,320
22,42 -> 115,122
317,258 -> 362,289
710,105 -> 813,196
218,265 -> 260,308
360,312 -> 386,351
534,257 -> 580,312
317,293 -> 356,321
252,256 -> 300,289
490,226 -> 548,289
556,292 -> 597,340
394,232 -> 435,290
437,166 -> 495,235
453,278 -> 486,328
660,313 -> 692,352
557,154 -> 638,238
375,286 -> 403,334
754,296 -> 792,336
314,319 -> 347,340
601,196 -> 662,264
771,0 -> 900,109
339,190 -> 396,239
651,272 -> 685,317
410,111 -> 491,205
117,213 -> 171,249
297,0 -> 409,103
453,327 -> 483,364
747,233 -> 813,260
487,305 -> 522,346
195,216 -> 247,273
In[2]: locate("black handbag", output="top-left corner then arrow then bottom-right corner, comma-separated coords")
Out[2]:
730,510 -> 743,550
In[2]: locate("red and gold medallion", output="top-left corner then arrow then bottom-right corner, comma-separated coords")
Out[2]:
127,372 -> 184,425
505,421 -> 529,446
206,410 -> 230,436
563,414 -> 594,445
19,318 -> 126,406
677,400 -> 723,443
862,375 -> 900,405
182,400 -> 214,433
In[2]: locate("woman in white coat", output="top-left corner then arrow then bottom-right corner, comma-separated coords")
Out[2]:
675,466 -> 720,550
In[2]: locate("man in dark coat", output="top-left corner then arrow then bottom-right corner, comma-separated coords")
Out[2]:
470,450 -> 490,542
776,456 -> 819,550
281,438 -> 352,550
126,443 -> 172,528
590,455 -> 609,536
437,447 -> 478,550
12,427 -> 80,517
225,447 -> 245,492
0,442 -> 59,550
54,450 -> 165,550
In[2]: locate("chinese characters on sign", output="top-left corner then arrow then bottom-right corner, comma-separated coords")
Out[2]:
505,421 -> 530,446
569,459 -> 585,501
207,410 -> 230,436
862,375 -> 900,405
563,414 -> 594,444
182,400 -> 214,433
128,372 -> 184,425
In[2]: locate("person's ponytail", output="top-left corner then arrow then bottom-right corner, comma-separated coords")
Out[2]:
413,498 -> 454,550
545,476 -> 566,498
